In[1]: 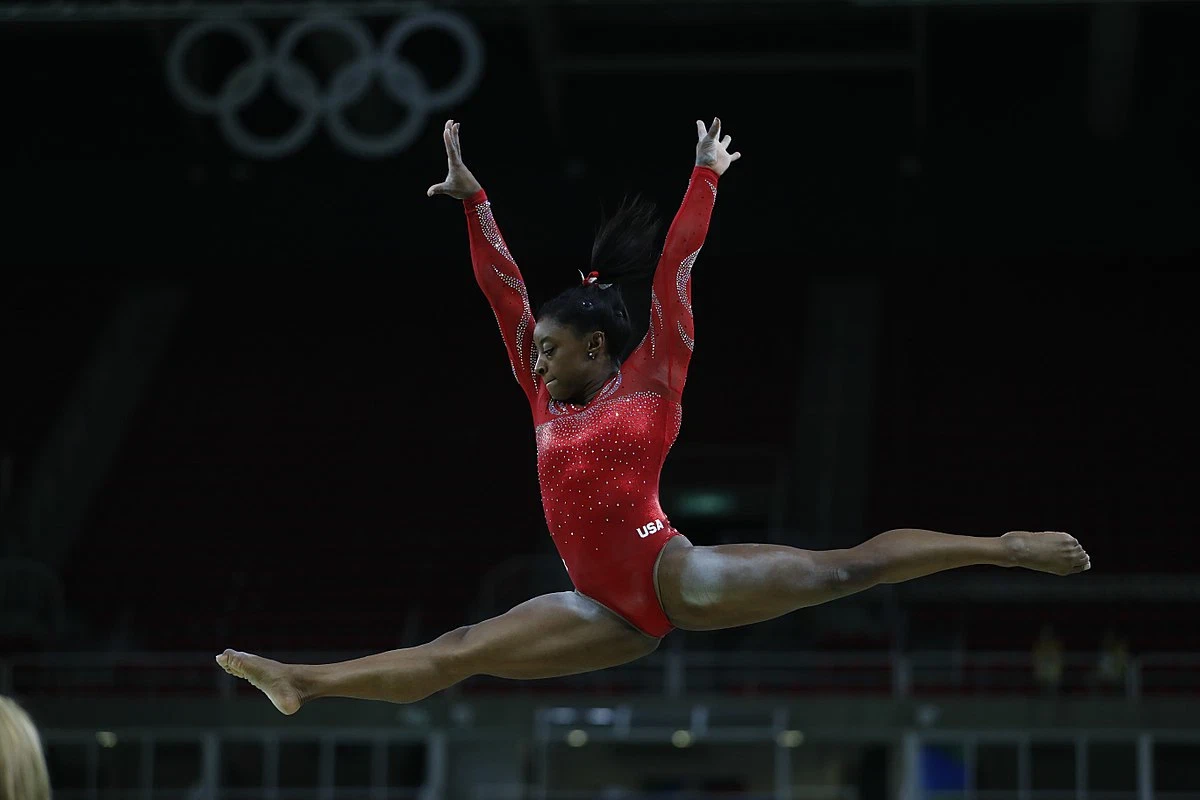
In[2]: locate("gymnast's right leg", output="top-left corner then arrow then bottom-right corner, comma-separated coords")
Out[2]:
216,591 -> 660,715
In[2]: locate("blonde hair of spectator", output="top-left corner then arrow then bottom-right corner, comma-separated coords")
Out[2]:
0,695 -> 51,800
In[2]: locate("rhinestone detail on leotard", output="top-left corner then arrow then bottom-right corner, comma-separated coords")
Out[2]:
676,249 -> 699,316
677,319 -> 694,352
475,201 -> 514,264
547,371 -> 623,416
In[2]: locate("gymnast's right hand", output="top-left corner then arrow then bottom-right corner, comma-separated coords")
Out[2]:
427,119 -> 483,200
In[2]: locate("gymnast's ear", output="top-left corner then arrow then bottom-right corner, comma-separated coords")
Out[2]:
585,329 -> 607,354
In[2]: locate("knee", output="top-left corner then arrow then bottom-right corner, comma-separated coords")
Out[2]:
429,625 -> 474,682
830,547 -> 884,592
771,549 -> 878,602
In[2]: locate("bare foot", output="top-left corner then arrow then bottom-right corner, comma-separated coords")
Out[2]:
216,649 -> 304,715
1001,531 -> 1091,575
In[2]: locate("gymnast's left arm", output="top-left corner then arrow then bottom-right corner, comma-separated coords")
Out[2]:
647,118 -> 741,382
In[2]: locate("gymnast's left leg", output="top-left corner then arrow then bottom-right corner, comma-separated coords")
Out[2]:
655,528 -> 1090,631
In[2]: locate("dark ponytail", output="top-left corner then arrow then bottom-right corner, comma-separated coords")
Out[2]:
537,195 -> 662,364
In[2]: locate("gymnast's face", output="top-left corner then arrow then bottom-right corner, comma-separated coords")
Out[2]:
533,318 -> 603,402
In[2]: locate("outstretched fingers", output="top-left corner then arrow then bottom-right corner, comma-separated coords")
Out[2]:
696,117 -> 740,162
444,119 -> 462,163
721,133 -> 741,162
428,120 -> 465,197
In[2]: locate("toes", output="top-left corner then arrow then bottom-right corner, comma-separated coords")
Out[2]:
216,649 -> 245,677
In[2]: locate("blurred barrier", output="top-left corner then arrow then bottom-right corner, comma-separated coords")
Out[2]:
474,789 -> 857,800
39,728 -> 435,800
50,790 -> 425,800
4,649 -> 1196,699
35,723 -> 1200,800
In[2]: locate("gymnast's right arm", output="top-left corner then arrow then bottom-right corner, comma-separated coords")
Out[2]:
427,119 -> 539,407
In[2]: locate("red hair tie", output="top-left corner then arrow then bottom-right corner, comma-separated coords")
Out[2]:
582,270 -> 601,286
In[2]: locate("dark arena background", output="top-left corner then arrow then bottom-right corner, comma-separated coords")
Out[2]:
2,0 -> 1199,798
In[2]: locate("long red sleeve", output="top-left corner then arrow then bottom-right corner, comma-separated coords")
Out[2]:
463,189 -> 539,409
624,165 -> 719,400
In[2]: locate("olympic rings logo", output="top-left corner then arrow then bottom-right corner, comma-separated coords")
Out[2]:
165,12 -> 484,159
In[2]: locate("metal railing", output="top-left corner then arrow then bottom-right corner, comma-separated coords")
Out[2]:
474,789 -> 857,800
39,728 -> 437,800
3,649 -> 1196,700
37,724 -> 1200,800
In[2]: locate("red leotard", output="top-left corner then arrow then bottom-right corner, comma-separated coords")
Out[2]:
463,165 -> 719,637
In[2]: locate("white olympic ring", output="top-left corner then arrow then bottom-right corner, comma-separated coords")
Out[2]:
165,11 -> 484,159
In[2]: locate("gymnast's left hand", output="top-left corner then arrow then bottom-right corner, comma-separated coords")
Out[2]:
695,117 -> 741,176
